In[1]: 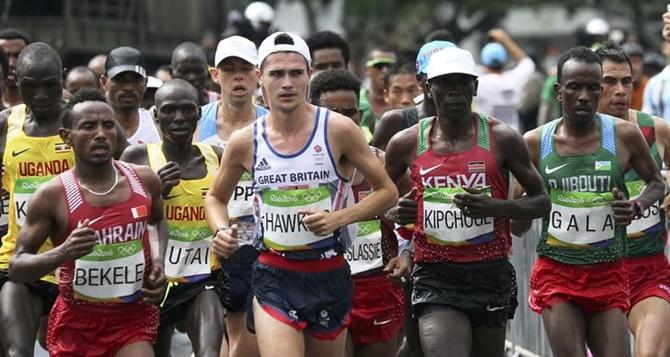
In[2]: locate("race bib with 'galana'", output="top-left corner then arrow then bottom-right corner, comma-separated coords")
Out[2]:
626,180 -> 662,239
346,219 -> 383,275
261,186 -> 331,251
74,240 -> 145,303
547,190 -> 615,246
164,226 -> 212,282
423,187 -> 494,245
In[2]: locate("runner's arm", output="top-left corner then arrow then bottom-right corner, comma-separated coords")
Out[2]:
119,144 -> 150,166
135,165 -> 168,266
620,121 -> 666,210
654,117 -> 670,215
371,109 -> 406,150
510,127 -> 542,235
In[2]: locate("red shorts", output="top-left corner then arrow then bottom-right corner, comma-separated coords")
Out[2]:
529,257 -> 629,316
350,273 -> 404,345
47,296 -> 159,357
627,253 -> 670,306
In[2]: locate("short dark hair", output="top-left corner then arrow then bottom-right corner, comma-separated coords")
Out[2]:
62,89 -> 107,128
557,46 -> 601,84
596,46 -> 632,72
66,66 -> 98,83
0,48 -> 8,79
306,31 -> 350,66
309,69 -> 361,106
0,28 -> 32,45
383,62 -> 416,89
275,33 -> 294,45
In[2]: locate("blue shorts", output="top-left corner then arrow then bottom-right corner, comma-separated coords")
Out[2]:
222,245 -> 259,313
248,252 -> 354,340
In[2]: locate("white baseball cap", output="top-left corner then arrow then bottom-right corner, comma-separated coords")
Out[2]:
214,36 -> 258,67
425,47 -> 478,80
258,32 -> 311,68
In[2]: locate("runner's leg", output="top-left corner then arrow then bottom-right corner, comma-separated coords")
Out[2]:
153,324 -> 175,357
586,309 -> 631,357
304,329 -> 347,357
628,297 -> 670,357
226,311 -> 258,357
470,326 -> 506,357
183,290 -> 226,357
115,341 -> 155,357
417,307 -> 471,357
541,302 -> 587,357
353,336 -> 401,357
252,297 -> 304,357
396,283 -> 423,357
0,282 -> 42,356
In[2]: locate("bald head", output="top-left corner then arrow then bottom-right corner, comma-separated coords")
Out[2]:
171,42 -> 207,67
155,78 -> 199,106
16,42 -> 62,80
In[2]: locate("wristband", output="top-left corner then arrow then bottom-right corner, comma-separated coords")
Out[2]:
632,199 -> 644,219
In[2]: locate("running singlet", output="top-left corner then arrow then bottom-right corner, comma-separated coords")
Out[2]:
624,111 -> 666,257
147,143 -> 221,283
537,114 -> 626,265
56,162 -> 152,304
198,102 -> 268,144
252,107 -> 351,260
127,109 -> 161,145
345,148 -> 398,275
412,114 -> 510,263
0,105 -> 74,284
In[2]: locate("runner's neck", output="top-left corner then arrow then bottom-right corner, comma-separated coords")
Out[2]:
218,99 -> 255,125
435,111 -> 475,142
559,115 -> 599,138
75,160 -> 117,189
161,140 -> 199,165
115,110 -> 140,138
267,102 -> 313,134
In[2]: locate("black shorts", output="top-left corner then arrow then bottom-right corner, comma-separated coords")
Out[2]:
248,258 -> 354,340
160,269 -> 228,326
0,270 -> 59,315
222,245 -> 259,313
412,259 -> 518,328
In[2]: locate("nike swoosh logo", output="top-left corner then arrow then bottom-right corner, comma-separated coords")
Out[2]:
88,215 -> 105,225
11,148 -> 29,157
544,163 -> 568,175
372,318 -> 393,326
486,305 -> 505,312
165,194 -> 182,200
419,164 -> 441,176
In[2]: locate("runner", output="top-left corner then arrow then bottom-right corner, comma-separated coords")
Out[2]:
205,32 -> 398,357
121,79 -> 227,357
382,62 -> 421,112
197,35 -> 266,357
384,47 -> 550,357
595,46 -> 670,357
306,31 -> 350,74
515,46 -> 665,357
171,42 -> 220,105
359,48 -> 395,141
0,42 -> 75,356
309,69 -> 405,357
65,66 -> 99,96
8,88 -> 166,357
0,28 -> 30,108
102,46 -> 160,144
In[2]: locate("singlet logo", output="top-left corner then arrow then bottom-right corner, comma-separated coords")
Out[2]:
545,163 -> 569,175
256,158 -> 271,171
595,161 -> 611,171
419,164 -> 441,176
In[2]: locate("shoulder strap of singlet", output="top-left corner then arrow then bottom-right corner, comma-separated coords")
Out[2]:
416,116 -> 433,157
60,170 -> 84,214
146,142 -> 165,171
116,161 -> 148,198
636,111 -> 654,127
476,113 -> 490,151
599,114 -> 616,156
540,118 -> 560,160
194,143 -> 219,172
7,104 -> 27,133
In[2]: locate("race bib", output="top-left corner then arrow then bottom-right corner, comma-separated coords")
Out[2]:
547,190 -> 615,245
626,180 -> 662,238
74,240 -> 145,302
261,186 -> 331,251
13,176 -> 51,227
346,220 -> 383,275
423,187 -> 494,245
229,172 -> 254,219
164,226 -> 212,282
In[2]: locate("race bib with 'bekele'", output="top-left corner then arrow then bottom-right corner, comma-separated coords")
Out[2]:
164,225 -> 212,283
626,180 -> 662,238
346,219 -> 383,275
13,176 -> 51,227
547,190 -> 615,246
422,187 -> 494,245
261,186 -> 332,251
73,240 -> 145,303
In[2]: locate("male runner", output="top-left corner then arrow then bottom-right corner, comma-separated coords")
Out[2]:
383,62 -> 421,112
309,69 -> 405,357
0,42 -> 75,356
171,42 -> 220,106
0,29 -> 30,108
306,31 -> 350,74
515,47 -> 665,357
65,66 -> 99,96
384,47 -> 550,357
205,32 -> 398,357
8,89 -> 166,357
198,35 -> 266,357
102,46 -> 160,144
595,46 -> 670,357
121,79 -> 227,357
359,48 -> 395,141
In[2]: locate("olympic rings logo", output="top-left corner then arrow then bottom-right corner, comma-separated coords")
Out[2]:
302,191 -> 325,204
358,224 -> 372,235
117,245 -> 137,255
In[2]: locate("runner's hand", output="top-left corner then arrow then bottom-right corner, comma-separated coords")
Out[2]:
454,187 -> 498,218
141,264 -> 166,305
384,251 -> 412,285
386,188 -> 418,225
213,224 -> 239,260
660,194 -> 670,219
59,219 -> 97,261
610,187 -> 634,226
300,209 -> 343,236
157,162 -> 181,199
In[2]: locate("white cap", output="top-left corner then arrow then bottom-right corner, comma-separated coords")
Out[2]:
244,2 -> 274,26
147,76 -> 163,89
425,47 -> 478,80
585,18 -> 609,36
214,36 -> 258,67
258,32 -> 311,68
